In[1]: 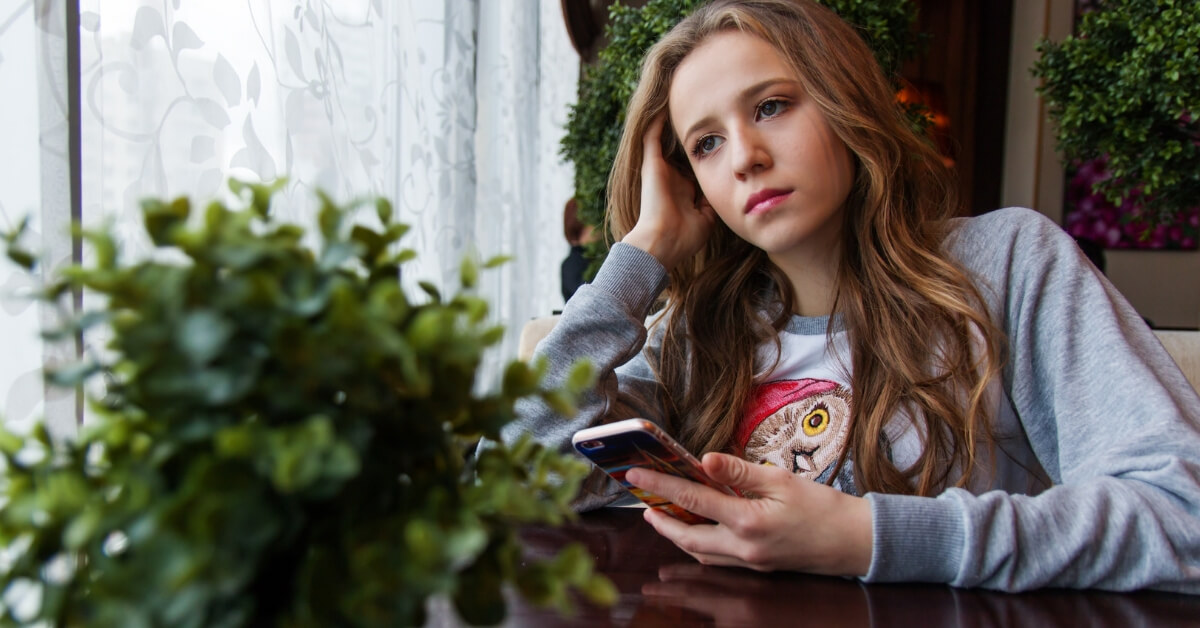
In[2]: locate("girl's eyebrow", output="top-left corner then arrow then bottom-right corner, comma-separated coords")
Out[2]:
678,77 -> 799,143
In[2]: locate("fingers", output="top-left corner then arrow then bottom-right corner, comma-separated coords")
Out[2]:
642,508 -> 750,568
642,113 -> 666,162
631,455 -> 875,578
626,110 -> 719,272
703,452 -> 794,498
626,466 -> 730,522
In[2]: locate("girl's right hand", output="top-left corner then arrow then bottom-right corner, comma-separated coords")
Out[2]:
622,113 -> 717,272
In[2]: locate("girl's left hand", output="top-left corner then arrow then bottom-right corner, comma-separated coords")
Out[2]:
624,452 -> 874,576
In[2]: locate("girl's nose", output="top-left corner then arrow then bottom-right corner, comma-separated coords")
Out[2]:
731,126 -> 771,178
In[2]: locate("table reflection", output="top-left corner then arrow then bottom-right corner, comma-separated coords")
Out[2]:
495,508 -> 1200,627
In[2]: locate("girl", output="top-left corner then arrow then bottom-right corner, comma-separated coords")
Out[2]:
499,0 -> 1200,592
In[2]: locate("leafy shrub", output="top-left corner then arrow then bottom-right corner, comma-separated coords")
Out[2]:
0,181 -> 614,626
1033,0 -> 1200,227
561,0 -> 924,270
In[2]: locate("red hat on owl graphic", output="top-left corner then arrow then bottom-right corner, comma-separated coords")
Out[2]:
735,378 -> 839,449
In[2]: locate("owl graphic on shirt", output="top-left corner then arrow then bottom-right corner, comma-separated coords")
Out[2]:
736,378 -> 857,493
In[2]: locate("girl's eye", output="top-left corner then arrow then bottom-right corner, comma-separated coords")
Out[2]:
691,135 -> 724,158
756,98 -> 789,120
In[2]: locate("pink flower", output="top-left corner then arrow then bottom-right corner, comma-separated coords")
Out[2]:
1063,155 -> 1198,250
1104,227 -> 1121,247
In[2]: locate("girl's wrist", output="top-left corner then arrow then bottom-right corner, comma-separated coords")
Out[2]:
622,227 -> 678,271
844,495 -> 874,577
624,230 -> 672,270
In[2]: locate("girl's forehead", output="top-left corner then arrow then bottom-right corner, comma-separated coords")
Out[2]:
673,31 -> 802,88
668,31 -> 801,115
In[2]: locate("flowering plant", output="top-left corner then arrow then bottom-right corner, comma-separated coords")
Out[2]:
1034,0 -> 1200,233
1064,156 -> 1200,250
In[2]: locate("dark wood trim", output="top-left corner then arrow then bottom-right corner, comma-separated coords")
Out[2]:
971,0 -> 1013,216
903,0 -> 1013,215
561,0 -> 603,61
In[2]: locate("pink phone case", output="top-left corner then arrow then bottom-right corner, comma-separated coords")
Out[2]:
572,418 -> 735,524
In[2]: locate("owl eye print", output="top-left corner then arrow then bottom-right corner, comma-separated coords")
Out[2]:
736,378 -> 853,480
802,404 -> 831,438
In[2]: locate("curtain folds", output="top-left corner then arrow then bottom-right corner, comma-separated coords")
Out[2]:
0,0 -> 580,429
0,0 -> 77,438
474,0 -> 580,386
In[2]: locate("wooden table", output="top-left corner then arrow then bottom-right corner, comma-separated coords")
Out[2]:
435,507 -> 1200,627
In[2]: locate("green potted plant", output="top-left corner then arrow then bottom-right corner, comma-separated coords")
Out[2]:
0,181 -> 615,626
561,0 -> 925,272
1033,0 -> 1200,241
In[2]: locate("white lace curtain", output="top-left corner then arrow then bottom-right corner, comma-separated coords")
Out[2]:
0,0 -> 579,437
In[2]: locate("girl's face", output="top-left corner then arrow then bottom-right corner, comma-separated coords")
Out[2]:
668,30 -> 855,261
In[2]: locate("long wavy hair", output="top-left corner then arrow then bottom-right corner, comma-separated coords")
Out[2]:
606,0 -> 1006,496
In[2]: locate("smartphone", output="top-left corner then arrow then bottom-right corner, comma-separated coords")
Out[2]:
572,418 -> 736,524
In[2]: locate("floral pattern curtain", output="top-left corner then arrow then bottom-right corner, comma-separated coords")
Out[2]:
0,0 -> 76,439
1,0 -> 579,431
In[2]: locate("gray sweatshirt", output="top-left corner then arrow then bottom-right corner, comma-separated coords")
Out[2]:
497,207 -> 1200,593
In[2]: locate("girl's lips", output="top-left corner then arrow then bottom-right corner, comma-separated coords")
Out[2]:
744,189 -> 792,215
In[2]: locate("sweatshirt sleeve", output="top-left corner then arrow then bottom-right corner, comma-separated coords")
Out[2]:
490,243 -> 671,511
863,207 -> 1200,593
